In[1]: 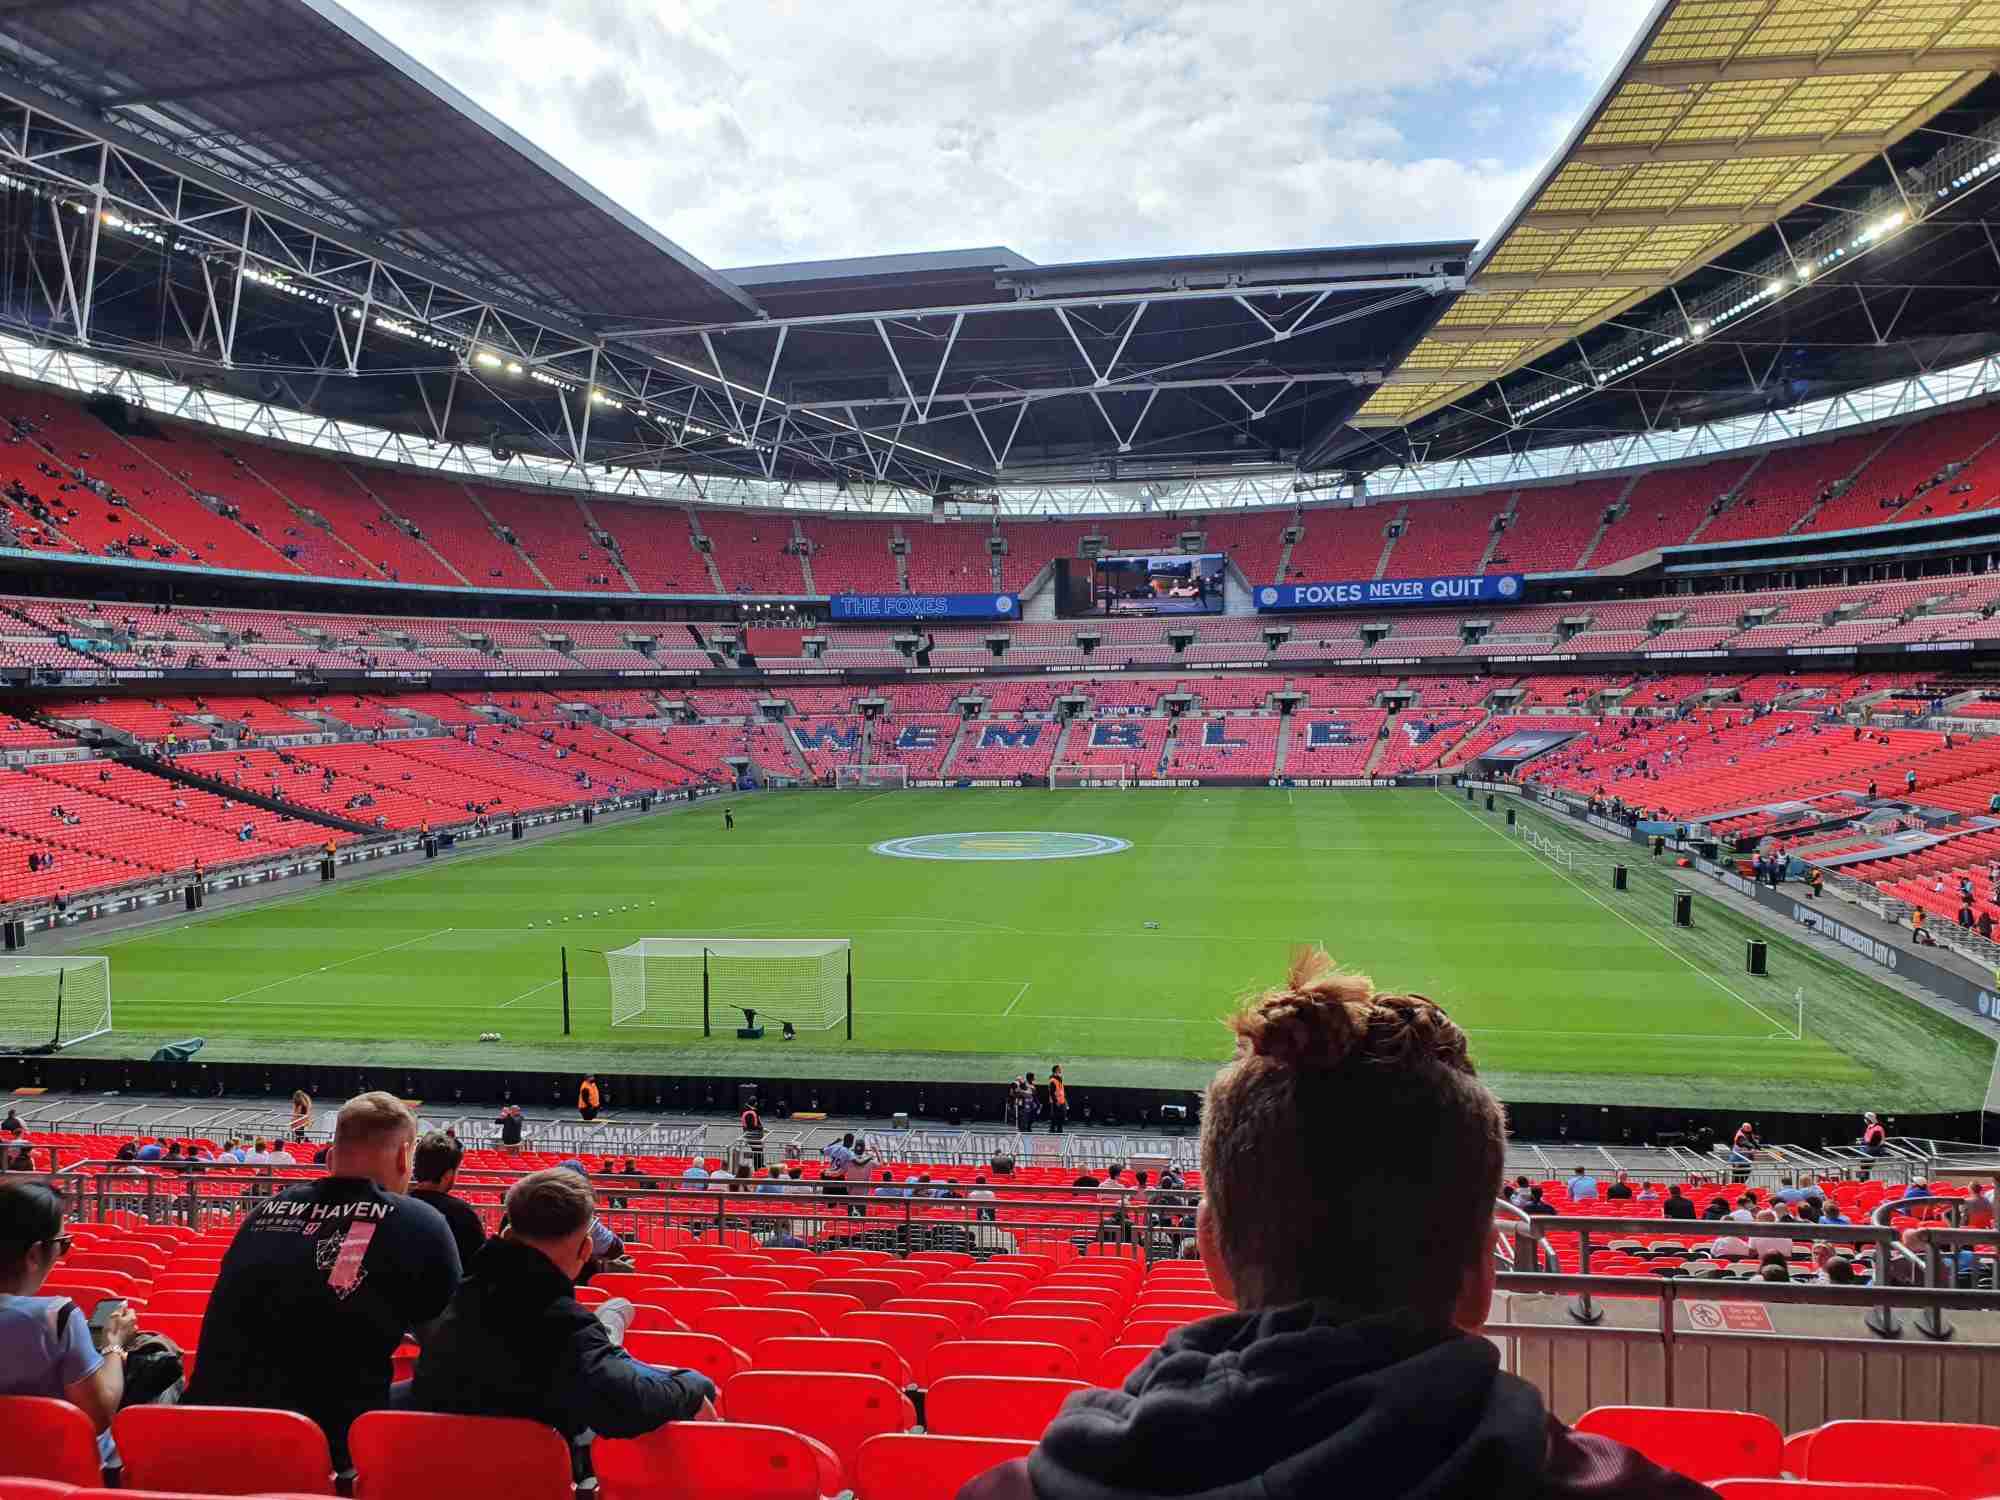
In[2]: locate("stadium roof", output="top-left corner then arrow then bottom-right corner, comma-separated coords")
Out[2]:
1347,0 -> 2000,432
0,0 -> 757,328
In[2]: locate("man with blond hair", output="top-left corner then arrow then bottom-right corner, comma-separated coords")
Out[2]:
186,1091 -> 461,1463
412,1167 -> 715,1443
959,951 -> 1708,1500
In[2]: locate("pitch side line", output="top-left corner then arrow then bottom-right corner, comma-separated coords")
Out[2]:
218,928 -> 454,1005
1438,792 -> 1798,1040
497,978 -> 561,1011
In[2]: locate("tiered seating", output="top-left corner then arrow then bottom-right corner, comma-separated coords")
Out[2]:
791,717 -> 866,778
995,522 -> 1089,590
803,515 -> 904,594
1068,716 -> 1171,774
253,454 -> 460,586
1284,708 -> 1388,775
361,471 -> 540,589
695,509 -> 810,594
1701,430 -> 1885,542
1198,512 -> 1285,586
1389,489 -> 1509,576
951,718 -> 1063,779
1593,458 -> 1756,565
588,499 -> 713,593
1804,403 -> 2000,534
903,523 -> 994,593
476,487 -> 622,591
871,716 -> 963,778
1490,478 -> 1625,573
1164,716 -> 1283,777
1281,506 -> 1391,582
1375,710 -> 1486,774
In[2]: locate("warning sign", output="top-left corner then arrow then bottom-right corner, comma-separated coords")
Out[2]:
1686,1301 -> 1775,1333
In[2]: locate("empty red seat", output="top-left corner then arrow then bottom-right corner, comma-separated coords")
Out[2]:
595,1420 -> 841,1500
856,1433 -> 1036,1500
1574,1407 -> 1782,1483
1797,1421 -> 2000,1498
925,1375 -> 1090,1442
0,1396 -> 103,1486
1094,1343 -> 1157,1388
722,1371 -> 915,1477
927,1340 -> 1081,1384
754,1335 -> 911,1386
111,1405 -> 334,1495
348,1411 -> 572,1500
769,1291 -> 866,1326
832,1311 -> 959,1378
978,1315 -> 1108,1359
689,1305 -> 821,1348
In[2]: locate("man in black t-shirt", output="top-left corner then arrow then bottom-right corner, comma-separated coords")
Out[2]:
409,1130 -> 487,1272
186,1092 -> 460,1464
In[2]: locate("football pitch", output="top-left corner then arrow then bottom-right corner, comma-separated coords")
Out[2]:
49,788 -> 1996,1110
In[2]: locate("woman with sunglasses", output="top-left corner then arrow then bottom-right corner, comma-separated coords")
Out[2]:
0,1178 -> 138,1444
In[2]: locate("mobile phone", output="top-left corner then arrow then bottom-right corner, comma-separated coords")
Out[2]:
87,1298 -> 127,1351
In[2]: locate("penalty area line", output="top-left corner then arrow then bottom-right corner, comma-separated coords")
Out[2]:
218,927 -> 454,1005
1003,981 -> 1030,1016
498,978 -> 561,1011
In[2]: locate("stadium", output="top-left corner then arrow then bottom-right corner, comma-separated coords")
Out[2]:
5,0 -> 2000,1494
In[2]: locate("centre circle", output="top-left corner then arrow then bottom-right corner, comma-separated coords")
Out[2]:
871,831 -> 1132,862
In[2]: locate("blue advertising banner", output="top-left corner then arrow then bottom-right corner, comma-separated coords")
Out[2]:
1254,574 -> 1526,612
828,593 -> 1020,621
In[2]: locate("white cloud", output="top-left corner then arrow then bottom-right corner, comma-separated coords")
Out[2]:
339,0 -> 1654,284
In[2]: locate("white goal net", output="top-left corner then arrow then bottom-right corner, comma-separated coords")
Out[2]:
606,937 -> 849,1036
1050,763 -> 1132,788
0,956 -> 112,1053
836,765 -> 908,790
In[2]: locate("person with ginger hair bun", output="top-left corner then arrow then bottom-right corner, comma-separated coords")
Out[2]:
957,950 -> 1710,1500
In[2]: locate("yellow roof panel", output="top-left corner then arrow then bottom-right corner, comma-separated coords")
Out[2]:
1396,337 -> 1540,374
1431,287 -> 1631,332
1352,382 -> 1466,423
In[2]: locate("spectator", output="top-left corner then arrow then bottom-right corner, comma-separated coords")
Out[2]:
958,951 -> 1709,1500
1663,1186 -> 1696,1220
1711,1227 -> 1753,1260
1728,1195 -> 1757,1223
0,1179 -> 140,1452
185,1092 -> 461,1464
1604,1172 -> 1633,1201
968,1174 -> 997,1222
1,1107 -> 22,1135
495,1105 -> 525,1148
1822,1255 -> 1859,1285
1567,1165 -> 1599,1201
411,1168 -> 715,1443
679,1158 -> 710,1193
577,1075 -> 601,1123
1758,1259 -> 1791,1283
409,1131 -> 487,1270
1773,1175 -> 1822,1206
1524,1185 -> 1558,1216
290,1091 -> 313,1143
551,1162 -> 625,1274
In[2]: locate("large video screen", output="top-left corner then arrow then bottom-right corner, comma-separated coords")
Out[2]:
1063,551 -> 1226,617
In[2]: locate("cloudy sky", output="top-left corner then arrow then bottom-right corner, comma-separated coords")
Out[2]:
339,0 -> 1655,273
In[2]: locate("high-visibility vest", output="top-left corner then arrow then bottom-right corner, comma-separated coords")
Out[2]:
579,1080 -> 600,1110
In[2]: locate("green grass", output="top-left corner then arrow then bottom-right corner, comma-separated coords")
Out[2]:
43,788 -> 1997,1109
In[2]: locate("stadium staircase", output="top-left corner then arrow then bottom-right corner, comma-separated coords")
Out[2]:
114,751 -> 379,836
935,719 -> 970,777
794,520 -> 819,594
342,467 -> 474,585
1685,454 -> 1767,544
574,497 -> 643,594
1476,492 -> 1520,570
1362,727 -> 1392,777
893,529 -> 912,592
1573,474 -> 1645,569
692,517 -> 728,593
1272,715 -> 1295,777
463,486 -> 554,588
1787,428 -> 1904,533
1370,505 -> 1407,579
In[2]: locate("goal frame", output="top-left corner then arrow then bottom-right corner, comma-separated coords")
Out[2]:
1050,763 -> 1133,789
0,955 -> 112,1055
605,938 -> 852,1039
835,764 -> 908,790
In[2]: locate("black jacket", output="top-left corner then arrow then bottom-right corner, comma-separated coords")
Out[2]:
410,1238 -> 714,1440
957,1304 -> 1712,1500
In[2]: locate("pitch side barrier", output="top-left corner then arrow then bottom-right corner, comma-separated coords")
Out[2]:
1486,779 -> 2000,1029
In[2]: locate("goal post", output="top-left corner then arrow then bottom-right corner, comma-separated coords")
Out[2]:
1050,763 -> 1133,789
835,765 -> 908,791
606,938 -> 851,1039
0,956 -> 111,1054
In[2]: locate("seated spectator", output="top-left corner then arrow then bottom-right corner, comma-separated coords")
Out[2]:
1523,1185 -> 1558,1216
1773,1175 -> 1822,1206
1567,1165 -> 1599,1201
1604,1172 -> 1633,1201
411,1168 -> 715,1444
0,1179 -> 140,1453
958,951 -> 1711,1500
1822,1255 -> 1859,1285
1662,1185 -> 1696,1220
409,1131 -> 487,1270
1748,1211 -> 1795,1260
185,1092 -> 461,1464
1710,1229 -> 1753,1260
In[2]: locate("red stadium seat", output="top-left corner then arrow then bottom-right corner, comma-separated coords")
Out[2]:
722,1371 -> 915,1476
626,1302 -> 690,1333
926,1340 -> 1082,1384
1094,1344 -> 1157,1388
754,1336 -> 912,1386
856,1434 -> 1036,1500
348,1412 -> 572,1500
1712,1484 -> 1949,1500
768,1291 -> 867,1326
591,1272 -> 683,1299
1797,1421 -> 2000,1498
831,1311 -> 960,1378
111,1405 -> 334,1495
624,1329 -> 751,1385
141,1290 -> 211,1315
639,1286 -> 739,1318
595,1421 -> 842,1500
878,1298 -> 983,1334
690,1305 -> 822,1347
1573,1407 -> 1783,1483
925,1376 -> 1090,1441
0,1396 -> 103,1486
977,1315 -> 1109,1360
813,1277 -> 900,1309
